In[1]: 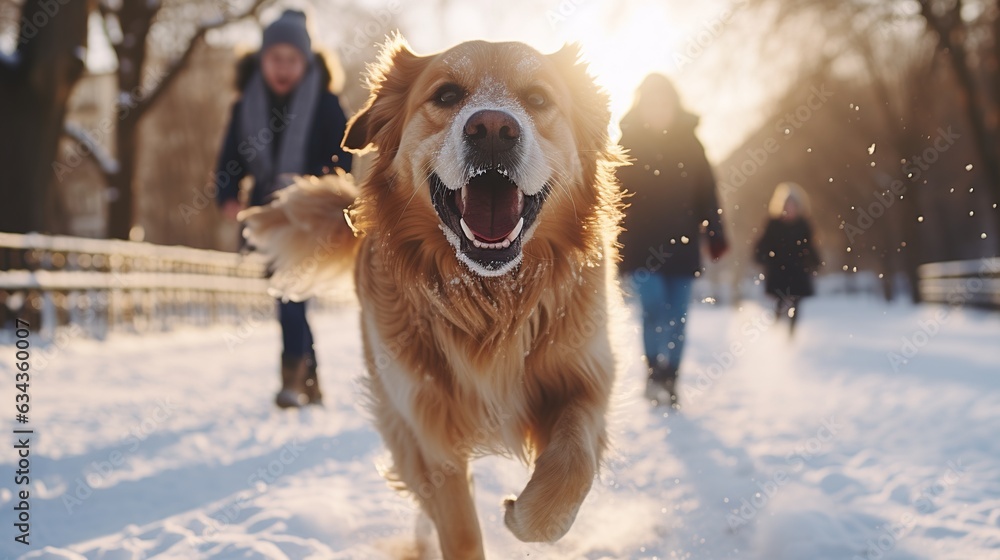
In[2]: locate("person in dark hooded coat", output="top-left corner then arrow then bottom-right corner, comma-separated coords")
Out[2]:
214,9 -> 352,408
754,182 -> 820,335
618,74 -> 728,407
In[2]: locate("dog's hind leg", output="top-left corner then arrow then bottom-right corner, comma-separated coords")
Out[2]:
377,408 -> 485,560
503,400 -> 605,542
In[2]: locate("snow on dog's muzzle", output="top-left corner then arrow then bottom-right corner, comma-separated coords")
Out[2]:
430,107 -> 550,276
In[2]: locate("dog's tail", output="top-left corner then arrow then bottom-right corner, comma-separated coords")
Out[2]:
239,170 -> 361,301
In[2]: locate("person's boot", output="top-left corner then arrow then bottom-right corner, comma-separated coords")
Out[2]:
644,363 -> 679,408
276,355 -> 311,408
643,367 -> 661,401
659,375 -> 679,409
303,357 -> 323,406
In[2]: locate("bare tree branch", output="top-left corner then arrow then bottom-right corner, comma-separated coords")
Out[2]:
136,0 -> 272,117
64,122 -> 121,178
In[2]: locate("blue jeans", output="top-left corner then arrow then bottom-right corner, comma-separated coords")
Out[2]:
278,299 -> 314,360
632,273 -> 693,373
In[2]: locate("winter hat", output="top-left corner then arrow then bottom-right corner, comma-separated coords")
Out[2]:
262,10 -> 312,59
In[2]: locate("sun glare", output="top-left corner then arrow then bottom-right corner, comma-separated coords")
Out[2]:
555,1 -> 686,139
399,1 -> 697,141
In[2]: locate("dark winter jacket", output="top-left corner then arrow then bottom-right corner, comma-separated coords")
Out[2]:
215,52 -> 352,208
754,217 -> 820,297
617,109 -> 726,275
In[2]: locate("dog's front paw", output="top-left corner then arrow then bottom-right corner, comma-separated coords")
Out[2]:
503,495 -> 576,543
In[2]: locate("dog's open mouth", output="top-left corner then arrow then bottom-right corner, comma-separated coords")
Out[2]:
430,169 -> 548,276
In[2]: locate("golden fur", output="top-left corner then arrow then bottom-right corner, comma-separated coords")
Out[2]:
241,36 -> 626,559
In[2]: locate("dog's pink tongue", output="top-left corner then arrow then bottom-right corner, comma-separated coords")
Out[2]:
457,175 -> 521,242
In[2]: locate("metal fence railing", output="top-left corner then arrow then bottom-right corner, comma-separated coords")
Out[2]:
3,233 -> 992,341
918,257 -> 1000,309
0,232 -> 343,340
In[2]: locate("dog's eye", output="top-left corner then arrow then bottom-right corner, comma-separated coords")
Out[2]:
433,84 -> 465,107
525,90 -> 548,108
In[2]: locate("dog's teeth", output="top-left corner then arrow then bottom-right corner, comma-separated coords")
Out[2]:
464,224 -> 519,250
506,218 -> 525,242
515,190 -> 524,214
460,219 -> 477,242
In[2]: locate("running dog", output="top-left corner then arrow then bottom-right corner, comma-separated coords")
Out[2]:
241,36 -> 625,558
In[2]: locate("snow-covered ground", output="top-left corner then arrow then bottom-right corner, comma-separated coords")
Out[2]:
2,294 -> 999,559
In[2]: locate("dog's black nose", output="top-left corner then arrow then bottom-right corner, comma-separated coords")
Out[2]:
463,110 -> 521,154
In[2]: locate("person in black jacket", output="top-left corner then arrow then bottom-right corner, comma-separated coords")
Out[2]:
214,9 -> 352,408
754,182 -> 820,335
618,74 -> 728,407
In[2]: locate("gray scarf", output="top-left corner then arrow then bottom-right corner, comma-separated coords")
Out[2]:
240,61 -> 320,199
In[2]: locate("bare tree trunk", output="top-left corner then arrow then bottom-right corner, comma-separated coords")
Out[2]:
0,0 -> 90,234
920,1 -> 1000,214
100,0 -> 271,239
103,0 -> 155,240
853,29 -> 928,302
108,118 -> 140,239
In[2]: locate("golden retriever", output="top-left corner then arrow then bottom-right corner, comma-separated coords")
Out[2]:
241,35 -> 625,559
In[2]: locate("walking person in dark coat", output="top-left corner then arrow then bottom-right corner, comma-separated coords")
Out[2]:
215,9 -> 352,408
618,74 -> 729,408
754,182 -> 820,335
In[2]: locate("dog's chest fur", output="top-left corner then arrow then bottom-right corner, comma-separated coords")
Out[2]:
355,234 -> 612,463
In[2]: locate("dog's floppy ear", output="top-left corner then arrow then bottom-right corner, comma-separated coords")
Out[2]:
343,35 -> 427,154
343,106 -> 374,153
547,43 -> 611,155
